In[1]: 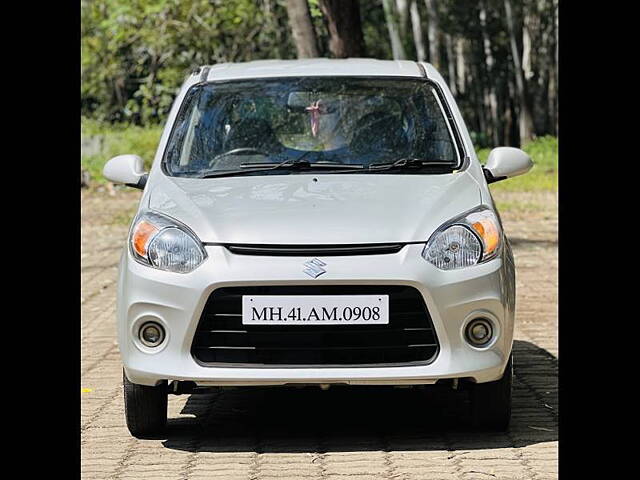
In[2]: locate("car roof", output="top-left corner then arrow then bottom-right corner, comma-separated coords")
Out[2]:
195,58 -> 428,82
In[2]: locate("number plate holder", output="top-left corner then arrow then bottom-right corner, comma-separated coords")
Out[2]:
241,295 -> 389,325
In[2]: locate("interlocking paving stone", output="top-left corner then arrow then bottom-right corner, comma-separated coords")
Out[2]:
81,189 -> 558,479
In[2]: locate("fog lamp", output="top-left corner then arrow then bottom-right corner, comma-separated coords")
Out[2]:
139,322 -> 165,347
465,319 -> 493,347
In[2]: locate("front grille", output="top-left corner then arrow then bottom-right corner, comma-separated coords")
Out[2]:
191,285 -> 439,366
223,243 -> 405,256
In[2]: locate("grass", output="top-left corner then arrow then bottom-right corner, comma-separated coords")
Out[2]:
476,135 -> 558,192
81,118 -> 557,193
490,191 -> 557,218
81,118 -> 163,184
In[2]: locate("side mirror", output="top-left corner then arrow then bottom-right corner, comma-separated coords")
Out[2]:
483,147 -> 533,184
103,154 -> 148,189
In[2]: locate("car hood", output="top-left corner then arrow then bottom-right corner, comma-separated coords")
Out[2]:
147,173 -> 482,244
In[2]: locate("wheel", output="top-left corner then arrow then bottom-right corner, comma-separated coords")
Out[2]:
469,354 -> 512,431
123,369 -> 167,438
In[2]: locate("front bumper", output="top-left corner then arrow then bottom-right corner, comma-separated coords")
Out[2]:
117,243 -> 515,386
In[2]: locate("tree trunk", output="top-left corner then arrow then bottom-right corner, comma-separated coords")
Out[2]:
409,0 -> 426,62
444,33 -> 456,95
318,0 -> 365,58
285,0 -> 319,58
381,0 -> 407,59
395,0 -> 413,56
479,3 -> 499,145
549,0 -> 558,135
456,37 -> 465,95
534,0 -> 548,133
504,0 -> 534,144
522,10 -> 533,81
395,0 -> 410,39
424,0 -> 440,69
505,77 -> 515,146
472,59 -> 486,140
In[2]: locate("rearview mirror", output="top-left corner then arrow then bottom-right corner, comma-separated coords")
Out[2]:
103,154 -> 148,189
287,92 -> 337,113
483,147 -> 533,184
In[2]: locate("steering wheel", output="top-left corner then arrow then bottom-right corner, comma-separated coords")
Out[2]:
208,148 -> 269,167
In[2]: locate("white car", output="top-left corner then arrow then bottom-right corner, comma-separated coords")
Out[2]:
103,59 -> 532,438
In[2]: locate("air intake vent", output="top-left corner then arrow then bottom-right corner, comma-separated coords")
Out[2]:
224,243 -> 405,257
191,285 -> 439,367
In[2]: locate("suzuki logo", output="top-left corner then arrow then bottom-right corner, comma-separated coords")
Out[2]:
303,258 -> 327,278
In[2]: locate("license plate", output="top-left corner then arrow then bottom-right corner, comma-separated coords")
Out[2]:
242,295 -> 389,325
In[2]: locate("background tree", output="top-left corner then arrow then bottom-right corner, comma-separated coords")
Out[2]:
318,0 -> 365,57
286,0 -> 319,58
381,0 -> 407,59
409,0 -> 426,62
424,0 -> 440,69
81,0 -> 558,148
504,0 -> 535,143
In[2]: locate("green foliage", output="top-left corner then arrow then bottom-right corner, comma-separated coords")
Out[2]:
360,0 -> 393,59
81,0 -> 557,193
476,136 -> 558,192
81,0 -> 295,125
82,0 -> 556,146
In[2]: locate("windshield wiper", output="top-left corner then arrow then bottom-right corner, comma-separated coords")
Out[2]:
241,159 -> 364,169
198,158 -> 364,178
368,157 -> 454,172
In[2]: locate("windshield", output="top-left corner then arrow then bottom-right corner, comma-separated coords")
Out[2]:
163,77 -> 460,177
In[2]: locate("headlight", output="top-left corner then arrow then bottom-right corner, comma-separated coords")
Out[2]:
422,207 -> 502,270
129,211 -> 206,273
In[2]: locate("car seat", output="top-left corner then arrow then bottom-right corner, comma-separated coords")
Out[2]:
223,117 -> 283,154
349,112 -> 409,157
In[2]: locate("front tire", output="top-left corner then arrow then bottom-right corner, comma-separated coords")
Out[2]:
469,354 -> 512,431
123,369 -> 167,438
